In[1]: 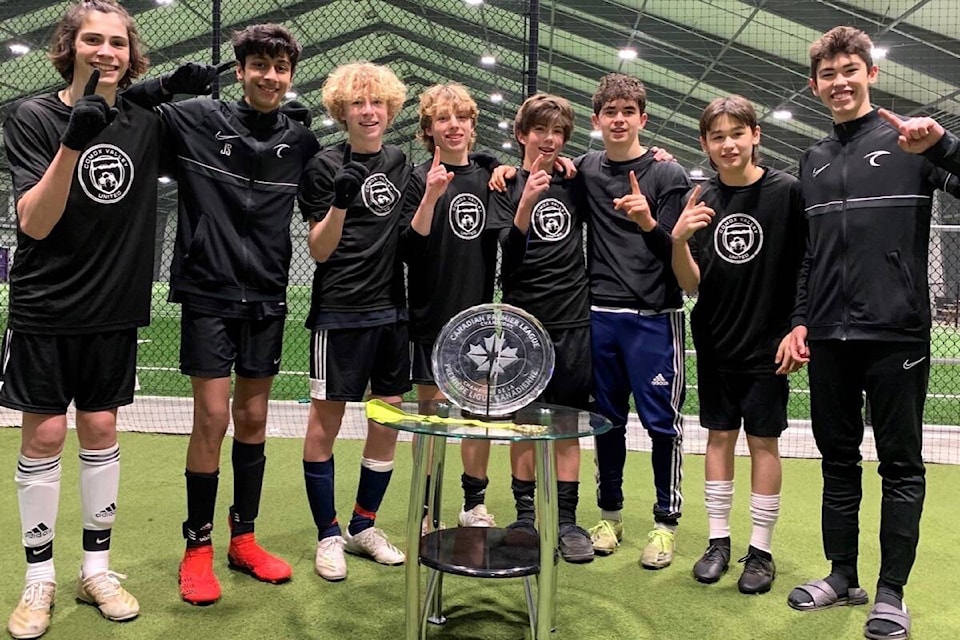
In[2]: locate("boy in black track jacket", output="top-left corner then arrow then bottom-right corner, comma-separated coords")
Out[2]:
124,24 -> 320,605
672,95 -> 805,596
786,27 -> 960,640
1,1 -> 158,634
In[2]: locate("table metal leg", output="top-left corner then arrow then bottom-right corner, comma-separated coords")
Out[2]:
426,435 -> 447,625
406,434 -> 429,640
534,439 -> 558,640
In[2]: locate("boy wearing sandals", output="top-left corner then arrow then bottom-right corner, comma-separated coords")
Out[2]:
671,95 -> 805,594
787,26 -> 960,639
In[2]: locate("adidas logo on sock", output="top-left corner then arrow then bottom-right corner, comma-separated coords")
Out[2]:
650,373 -> 669,386
24,523 -> 51,540
95,503 -> 117,519
185,522 -> 213,544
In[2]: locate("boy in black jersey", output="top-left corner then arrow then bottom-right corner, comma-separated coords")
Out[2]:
1,1 -> 157,634
671,96 -> 805,595
299,62 -> 410,582
490,93 -> 595,562
123,24 -> 320,604
582,73 -> 691,570
785,27 -> 960,639
400,83 -> 507,529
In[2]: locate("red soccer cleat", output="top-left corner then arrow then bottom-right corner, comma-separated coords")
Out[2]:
227,533 -> 292,584
179,546 -> 221,606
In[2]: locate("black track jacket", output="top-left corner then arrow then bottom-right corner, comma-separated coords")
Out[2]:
793,110 -> 960,341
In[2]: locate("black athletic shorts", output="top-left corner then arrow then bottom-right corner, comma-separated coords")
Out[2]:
410,340 -> 437,385
696,360 -> 788,438
180,308 -> 285,379
0,328 -> 138,414
541,325 -> 593,411
310,323 -> 411,401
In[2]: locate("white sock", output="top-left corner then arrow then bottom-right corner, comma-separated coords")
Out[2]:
749,492 -> 780,553
704,480 -> 734,540
16,454 -> 61,585
79,445 -> 120,577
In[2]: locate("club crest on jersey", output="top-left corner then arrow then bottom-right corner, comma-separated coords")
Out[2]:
714,213 -> 763,264
448,193 -> 486,240
361,172 -> 401,216
531,198 -> 571,242
77,144 -> 134,204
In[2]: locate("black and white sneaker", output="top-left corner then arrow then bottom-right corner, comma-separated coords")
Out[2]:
692,540 -> 730,584
737,546 -> 776,595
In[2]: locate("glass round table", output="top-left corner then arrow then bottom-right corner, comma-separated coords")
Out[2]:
366,400 -> 612,640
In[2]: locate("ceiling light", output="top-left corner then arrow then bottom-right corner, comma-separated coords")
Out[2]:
158,175 -> 173,184
772,109 -> 792,120
689,168 -> 704,178
322,117 -> 334,127
498,120 -> 510,130
480,54 -> 496,66
871,46 -> 888,60
465,0 -> 483,5
618,48 -> 637,60
589,130 -> 603,139
490,92 -> 503,103
9,43 -> 29,55
155,0 -> 175,5
285,91 -> 298,99
501,141 -> 512,149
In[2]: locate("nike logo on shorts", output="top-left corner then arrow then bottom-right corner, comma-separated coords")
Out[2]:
902,357 -> 926,370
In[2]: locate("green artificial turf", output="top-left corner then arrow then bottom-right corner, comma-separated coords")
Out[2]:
0,428 -> 958,639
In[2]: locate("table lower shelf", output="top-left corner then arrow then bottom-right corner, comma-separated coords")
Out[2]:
419,527 -> 544,578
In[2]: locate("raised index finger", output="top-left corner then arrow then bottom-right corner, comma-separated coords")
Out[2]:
83,69 -> 101,97
629,170 -> 642,195
877,108 -> 905,130
685,184 -> 702,209
432,146 -> 441,169
342,143 -> 352,165
216,60 -> 236,75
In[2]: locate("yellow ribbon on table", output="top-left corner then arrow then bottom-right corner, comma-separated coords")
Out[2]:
364,399 -> 548,436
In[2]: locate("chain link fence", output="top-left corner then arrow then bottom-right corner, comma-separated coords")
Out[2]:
0,1 -> 958,459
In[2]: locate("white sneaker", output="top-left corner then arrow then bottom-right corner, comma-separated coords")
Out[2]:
7,581 -> 55,640
421,516 -> 447,536
76,570 -> 139,621
459,504 -> 496,527
344,527 -> 405,565
314,536 -> 347,582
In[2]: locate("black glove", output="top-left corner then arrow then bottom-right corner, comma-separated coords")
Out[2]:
333,144 -> 369,209
61,70 -> 118,151
160,61 -> 234,96
280,100 -> 312,127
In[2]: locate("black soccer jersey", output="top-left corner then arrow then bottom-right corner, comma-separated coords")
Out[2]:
3,93 -> 162,334
490,169 -> 589,330
299,143 -> 410,323
400,160 -> 505,344
689,168 -> 806,373
577,149 -> 689,311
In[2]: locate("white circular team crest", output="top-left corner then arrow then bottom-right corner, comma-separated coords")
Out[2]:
448,193 -> 486,240
77,144 -> 134,204
361,172 -> 401,216
531,198 -> 571,242
714,213 -> 763,264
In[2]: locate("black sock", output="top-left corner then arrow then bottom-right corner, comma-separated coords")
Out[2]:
867,584 -> 906,636
709,536 -> 731,548
184,469 -> 218,548
511,476 -> 536,524
231,441 -> 266,537
747,545 -> 772,561
824,561 -> 858,595
557,481 -> 579,528
462,473 -> 488,512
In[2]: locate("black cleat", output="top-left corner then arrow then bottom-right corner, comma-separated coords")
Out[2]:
692,540 -> 730,584
559,524 -> 595,564
737,547 -> 776,595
